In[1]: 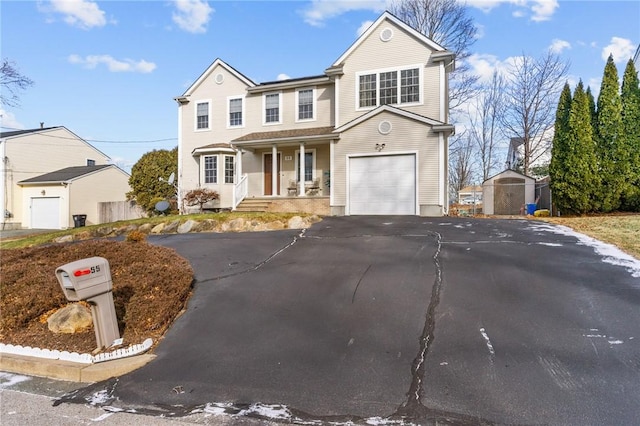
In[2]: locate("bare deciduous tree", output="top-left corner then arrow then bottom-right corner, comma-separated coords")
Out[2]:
448,130 -> 475,199
501,51 -> 569,176
1,59 -> 34,107
468,71 -> 505,181
389,0 -> 479,109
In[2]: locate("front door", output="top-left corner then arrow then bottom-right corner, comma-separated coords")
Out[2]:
264,153 -> 281,195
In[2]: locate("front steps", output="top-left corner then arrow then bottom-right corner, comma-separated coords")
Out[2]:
235,198 -> 272,212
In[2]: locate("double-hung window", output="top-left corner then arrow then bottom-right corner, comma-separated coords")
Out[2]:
297,88 -> 314,121
204,155 -> 217,184
228,97 -> 243,127
296,151 -> 314,182
196,101 -> 210,130
357,66 -> 421,108
264,93 -> 280,124
224,155 -> 235,184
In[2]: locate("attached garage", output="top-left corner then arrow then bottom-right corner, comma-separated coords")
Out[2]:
31,197 -> 62,229
348,154 -> 417,215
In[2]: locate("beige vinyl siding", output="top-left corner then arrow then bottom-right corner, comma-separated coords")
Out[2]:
68,167 -> 130,226
337,19 -> 441,126
4,128 -> 110,226
332,111 -> 441,208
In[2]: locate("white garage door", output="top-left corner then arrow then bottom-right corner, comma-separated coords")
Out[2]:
31,197 -> 61,229
349,154 -> 416,215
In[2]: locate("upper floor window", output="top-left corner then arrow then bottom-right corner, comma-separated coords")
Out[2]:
86,159 -> 95,166
297,88 -> 315,121
357,66 -> 422,109
224,155 -> 235,184
264,92 -> 281,124
204,155 -> 217,183
196,101 -> 210,130
228,97 -> 243,127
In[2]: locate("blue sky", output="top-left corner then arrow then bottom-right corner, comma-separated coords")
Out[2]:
1,0 -> 638,172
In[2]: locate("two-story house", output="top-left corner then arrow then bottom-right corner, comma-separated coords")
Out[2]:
0,126 -> 131,229
176,11 -> 455,216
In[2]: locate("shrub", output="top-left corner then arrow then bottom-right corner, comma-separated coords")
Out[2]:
126,230 -> 146,242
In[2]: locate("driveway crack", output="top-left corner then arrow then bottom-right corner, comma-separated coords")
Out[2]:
394,230 -> 443,419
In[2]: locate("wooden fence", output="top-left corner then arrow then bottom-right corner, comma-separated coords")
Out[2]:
98,201 -> 146,224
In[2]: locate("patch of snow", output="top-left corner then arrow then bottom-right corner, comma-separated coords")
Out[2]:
202,402 -> 233,416
608,340 -> 624,345
440,361 -> 448,366
584,334 -> 606,338
537,242 -> 563,247
0,372 -> 31,389
439,222 -> 452,226
238,403 -> 292,420
87,389 -> 112,405
91,412 -> 115,421
529,223 -> 640,278
480,328 -> 495,356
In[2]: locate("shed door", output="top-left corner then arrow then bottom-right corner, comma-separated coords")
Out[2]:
31,197 -> 61,229
494,178 -> 525,215
349,154 -> 416,215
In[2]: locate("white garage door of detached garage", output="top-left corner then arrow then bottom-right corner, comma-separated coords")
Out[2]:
348,154 -> 417,215
31,197 -> 61,229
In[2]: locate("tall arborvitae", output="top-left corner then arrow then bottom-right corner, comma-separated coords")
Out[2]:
586,86 -> 597,137
549,83 -> 573,213
620,58 -> 640,211
595,54 -> 625,212
562,81 -> 600,214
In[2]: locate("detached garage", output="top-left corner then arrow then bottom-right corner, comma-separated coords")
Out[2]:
348,154 -> 417,215
18,165 -> 130,229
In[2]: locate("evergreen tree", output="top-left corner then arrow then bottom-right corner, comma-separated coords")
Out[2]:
620,59 -> 640,211
549,83 -> 572,213
595,54 -> 625,212
586,86 -> 597,137
561,81 -> 600,214
127,147 -> 179,214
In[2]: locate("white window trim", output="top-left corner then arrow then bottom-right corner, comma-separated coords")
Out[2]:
194,99 -> 212,131
202,154 -> 218,184
227,95 -> 245,129
263,91 -> 283,125
295,87 -> 317,123
355,64 -> 423,111
294,148 -> 317,182
223,154 -> 235,184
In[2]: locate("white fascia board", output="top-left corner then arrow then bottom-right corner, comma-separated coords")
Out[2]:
247,76 -> 331,94
334,105 -> 444,133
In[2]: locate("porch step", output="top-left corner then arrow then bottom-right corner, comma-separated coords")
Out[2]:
235,198 -> 272,212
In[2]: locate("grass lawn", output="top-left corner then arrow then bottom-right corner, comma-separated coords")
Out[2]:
542,214 -> 640,259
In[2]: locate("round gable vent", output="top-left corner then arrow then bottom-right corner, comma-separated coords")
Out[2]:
378,120 -> 392,135
380,27 -> 394,42
214,73 -> 224,84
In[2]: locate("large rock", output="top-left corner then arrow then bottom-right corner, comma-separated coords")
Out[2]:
162,220 -> 181,233
47,304 -> 93,334
287,216 -> 306,229
178,219 -> 199,234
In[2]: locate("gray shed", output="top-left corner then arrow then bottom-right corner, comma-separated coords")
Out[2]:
482,170 -> 536,215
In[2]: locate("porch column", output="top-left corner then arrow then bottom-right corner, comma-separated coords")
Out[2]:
235,148 -> 242,180
299,142 -> 305,196
271,144 -> 278,197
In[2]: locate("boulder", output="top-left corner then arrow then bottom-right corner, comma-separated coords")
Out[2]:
54,235 -> 74,243
177,220 -> 200,234
138,223 -> 153,233
47,304 -> 93,334
287,216 -> 306,229
228,218 -> 246,232
162,220 -> 181,233
151,223 -> 165,234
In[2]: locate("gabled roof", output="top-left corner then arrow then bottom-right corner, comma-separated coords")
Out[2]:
330,11 -> 448,68
1,126 -> 62,139
180,58 -> 256,98
334,104 -> 453,133
483,169 -> 535,184
18,165 -> 121,185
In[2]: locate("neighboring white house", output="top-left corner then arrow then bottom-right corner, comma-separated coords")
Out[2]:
176,11 -> 455,216
0,126 -> 130,229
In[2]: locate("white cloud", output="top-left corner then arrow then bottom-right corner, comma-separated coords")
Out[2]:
0,109 -> 25,130
467,53 -> 504,83
530,0 -> 558,22
549,39 -> 571,54
172,0 -> 214,34
277,74 -> 291,81
68,54 -> 157,73
467,0 -> 558,22
47,0 -> 107,29
601,37 -> 635,64
357,20 -> 374,37
301,0 -> 385,27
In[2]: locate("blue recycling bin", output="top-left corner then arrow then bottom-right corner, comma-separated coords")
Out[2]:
526,203 -> 537,215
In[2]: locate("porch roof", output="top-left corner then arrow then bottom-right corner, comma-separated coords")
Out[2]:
192,143 -> 236,155
232,126 -> 337,146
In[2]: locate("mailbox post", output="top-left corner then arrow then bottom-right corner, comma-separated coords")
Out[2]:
55,256 -> 120,350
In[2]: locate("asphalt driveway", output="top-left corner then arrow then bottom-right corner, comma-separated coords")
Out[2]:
55,216 -> 640,424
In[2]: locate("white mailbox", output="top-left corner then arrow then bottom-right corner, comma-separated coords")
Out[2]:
55,257 -> 121,350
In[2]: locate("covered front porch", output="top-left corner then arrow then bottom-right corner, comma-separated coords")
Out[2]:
231,127 -> 337,214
